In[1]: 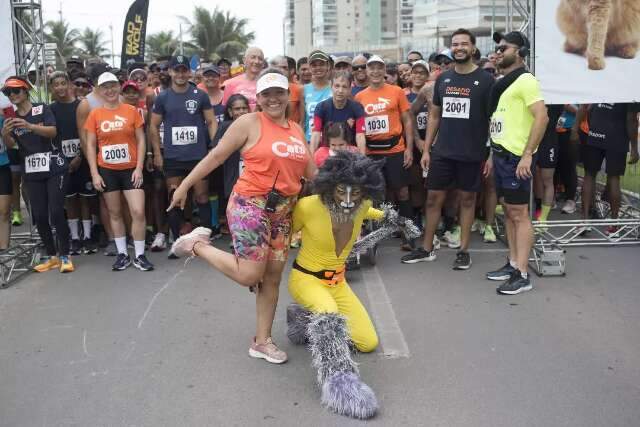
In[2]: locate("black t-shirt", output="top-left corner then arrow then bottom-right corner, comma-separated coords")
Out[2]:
432,67 -> 494,162
50,99 -> 81,159
586,103 -> 637,153
407,91 -> 428,140
539,104 -> 564,148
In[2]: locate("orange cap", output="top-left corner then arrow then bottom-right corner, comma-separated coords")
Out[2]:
2,78 -> 30,91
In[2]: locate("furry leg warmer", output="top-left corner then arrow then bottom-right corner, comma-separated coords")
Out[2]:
286,303 -> 311,345
307,312 -> 378,419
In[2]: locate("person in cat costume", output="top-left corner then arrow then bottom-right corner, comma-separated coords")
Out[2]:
285,150 -> 420,419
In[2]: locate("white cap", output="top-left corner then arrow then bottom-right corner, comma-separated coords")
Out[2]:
411,59 -> 430,73
128,68 -> 146,78
367,55 -> 385,66
97,72 -> 119,86
256,72 -> 289,94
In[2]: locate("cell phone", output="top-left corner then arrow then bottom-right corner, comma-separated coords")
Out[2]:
2,107 -> 16,119
264,189 -> 283,213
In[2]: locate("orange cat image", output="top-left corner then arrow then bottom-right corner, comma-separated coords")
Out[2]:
557,0 -> 640,70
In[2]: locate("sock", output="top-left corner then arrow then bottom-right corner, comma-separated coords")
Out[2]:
114,236 -> 128,255
82,220 -> 92,239
520,270 -> 528,279
397,200 -> 413,219
539,204 -> 551,222
68,219 -> 80,240
198,202 -> 212,228
509,259 -> 517,268
134,240 -> 145,257
209,195 -> 219,228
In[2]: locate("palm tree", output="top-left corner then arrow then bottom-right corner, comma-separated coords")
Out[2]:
180,6 -> 255,62
146,31 -> 179,61
77,28 -> 109,60
44,19 -> 79,67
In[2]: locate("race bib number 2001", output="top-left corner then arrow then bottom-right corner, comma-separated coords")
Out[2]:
101,144 -> 131,165
442,97 -> 470,119
25,152 -> 50,173
172,126 -> 198,146
365,115 -> 389,136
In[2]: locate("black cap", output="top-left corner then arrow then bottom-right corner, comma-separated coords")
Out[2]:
217,58 -> 232,67
169,55 -> 190,70
493,31 -> 530,48
66,55 -> 83,65
202,65 -> 220,75
308,50 -> 330,63
87,62 -> 111,84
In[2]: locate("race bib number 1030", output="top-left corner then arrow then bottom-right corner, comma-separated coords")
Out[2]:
365,115 -> 389,136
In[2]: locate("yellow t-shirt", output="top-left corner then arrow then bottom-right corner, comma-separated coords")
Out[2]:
489,73 -> 543,156
292,195 -> 384,271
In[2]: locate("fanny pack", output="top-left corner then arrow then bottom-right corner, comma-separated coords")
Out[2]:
366,135 -> 400,151
293,260 -> 346,286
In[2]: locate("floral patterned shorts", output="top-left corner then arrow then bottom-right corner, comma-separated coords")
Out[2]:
227,192 -> 297,262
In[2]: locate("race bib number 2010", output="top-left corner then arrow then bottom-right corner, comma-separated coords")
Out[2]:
442,97 -> 470,119
365,115 -> 389,136
101,144 -> 131,165
490,117 -> 504,139
25,152 -> 50,173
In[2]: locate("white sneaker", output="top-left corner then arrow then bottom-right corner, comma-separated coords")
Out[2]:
443,226 -> 461,249
433,235 -> 441,250
561,200 -> 577,214
151,233 -> 167,252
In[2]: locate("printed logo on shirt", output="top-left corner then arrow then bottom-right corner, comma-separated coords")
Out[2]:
185,99 -> 199,114
445,86 -> 471,97
272,135 -> 307,160
100,115 -> 128,133
363,97 -> 391,115
32,105 -> 43,116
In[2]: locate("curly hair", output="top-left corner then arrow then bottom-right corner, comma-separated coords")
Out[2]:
313,150 -> 385,202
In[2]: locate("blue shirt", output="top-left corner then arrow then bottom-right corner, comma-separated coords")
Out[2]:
313,98 -> 366,145
303,83 -> 332,141
152,87 -> 213,161
0,117 -> 8,166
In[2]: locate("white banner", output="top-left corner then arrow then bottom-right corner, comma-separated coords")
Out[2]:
0,1 -> 15,82
535,0 -> 640,104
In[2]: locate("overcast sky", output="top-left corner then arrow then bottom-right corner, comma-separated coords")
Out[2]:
41,0 -> 286,62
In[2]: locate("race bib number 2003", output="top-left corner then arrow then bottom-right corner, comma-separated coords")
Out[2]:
101,144 -> 131,165
442,97 -> 470,119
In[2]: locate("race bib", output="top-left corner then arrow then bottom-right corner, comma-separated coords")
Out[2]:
442,97 -> 470,119
365,115 -> 389,136
159,123 -> 165,147
490,117 -> 504,139
25,152 -> 50,173
61,139 -> 81,158
172,126 -> 197,145
101,144 -> 131,165
417,112 -> 428,130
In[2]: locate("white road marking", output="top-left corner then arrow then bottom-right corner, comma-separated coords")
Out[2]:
137,269 -> 184,329
361,266 -> 410,359
82,329 -> 90,357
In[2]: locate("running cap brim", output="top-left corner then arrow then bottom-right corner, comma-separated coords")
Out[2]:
367,55 -> 385,66
2,78 -> 30,91
256,73 -> 289,94
97,72 -> 119,86
411,60 -> 430,73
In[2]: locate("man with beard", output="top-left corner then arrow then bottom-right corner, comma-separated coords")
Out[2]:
402,28 -> 494,270
351,54 -> 369,96
485,31 -> 548,295
223,47 -> 264,111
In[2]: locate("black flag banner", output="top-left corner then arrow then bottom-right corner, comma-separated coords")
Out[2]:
120,0 -> 150,69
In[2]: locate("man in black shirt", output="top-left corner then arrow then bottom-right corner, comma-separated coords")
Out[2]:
402,28 -> 494,270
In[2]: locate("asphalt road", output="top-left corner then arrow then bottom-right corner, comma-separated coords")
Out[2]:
1,235 -> 639,427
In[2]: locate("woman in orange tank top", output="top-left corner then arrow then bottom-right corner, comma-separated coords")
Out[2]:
168,68 -> 316,364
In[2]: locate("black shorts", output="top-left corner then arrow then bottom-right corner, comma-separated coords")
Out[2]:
8,149 -> 21,172
66,161 -> 96,197
368,151 -> 410,191
536,139 -> 558,169
426,155 -> 482,192
493,149 -> 535,205
164,158 -> 201,179
580,144 -> 627,177
0,165 -> 12,195
99,167 -> 138,193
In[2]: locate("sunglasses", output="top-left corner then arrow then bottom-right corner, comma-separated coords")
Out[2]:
74,81 -> 91,88
2,87 -> 24,96
352,65 -> 366,71
131,75 -> 147,81
495,45 -> 517,53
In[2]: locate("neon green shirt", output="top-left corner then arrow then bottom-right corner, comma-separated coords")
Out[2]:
489,73 -> 543,156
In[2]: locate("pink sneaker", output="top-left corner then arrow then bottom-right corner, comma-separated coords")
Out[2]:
249,337 -> 288,364
171,227 -> 212,257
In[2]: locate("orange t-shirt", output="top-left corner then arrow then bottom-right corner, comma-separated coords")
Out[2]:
84,103 -> 144,170
233,112 -> 310,197
355,83 -> 410,155
288,83 -> 302,123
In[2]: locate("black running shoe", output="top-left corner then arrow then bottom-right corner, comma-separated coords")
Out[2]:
401,247 -> 436,264
452,251 -> 472,270
70,239 -> 82,256
112,253 -> 131,271
133,254 -> 154,271
497,271 -> 532,295
486,261 -> 516,281
82,238 -> 98,254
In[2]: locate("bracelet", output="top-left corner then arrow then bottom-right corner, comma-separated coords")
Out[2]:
146,152 -> 153,156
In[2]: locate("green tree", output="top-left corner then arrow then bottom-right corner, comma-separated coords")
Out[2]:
180,6 -> 255,62
77,28 -> 109,60
146,31 -> 179,61
44,19 -> 79,67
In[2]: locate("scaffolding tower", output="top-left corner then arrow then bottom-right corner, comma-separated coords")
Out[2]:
11,0 -> 47,102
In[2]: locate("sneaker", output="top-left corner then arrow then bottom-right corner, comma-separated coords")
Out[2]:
248,337 -> 288,364
104,241 -> 118,256
534,208 -> 542,220
69,239 -> 82,255
433,235 -> 441,250
486,261 -> 516,281
561,199 -> 576,214
483,225 -> 497,243
443,226 -> 461,249
133,254 -> 154,271
471,219 -> 484,233
145,229 -> 154,247
453,251 -> 472,270
59,255 -> 74,273
82,238 -> 98,254
168,249 -> 179,259
171,226 -> 212,257
150,233 -> 167,252
11,210 -> 23,226
112,253 -> 131,271
34,256 -> 61,273
401,247 -> 436,264
497,271 -> 532,295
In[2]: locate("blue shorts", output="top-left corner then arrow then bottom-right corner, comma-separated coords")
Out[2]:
492,146 -> 536,205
